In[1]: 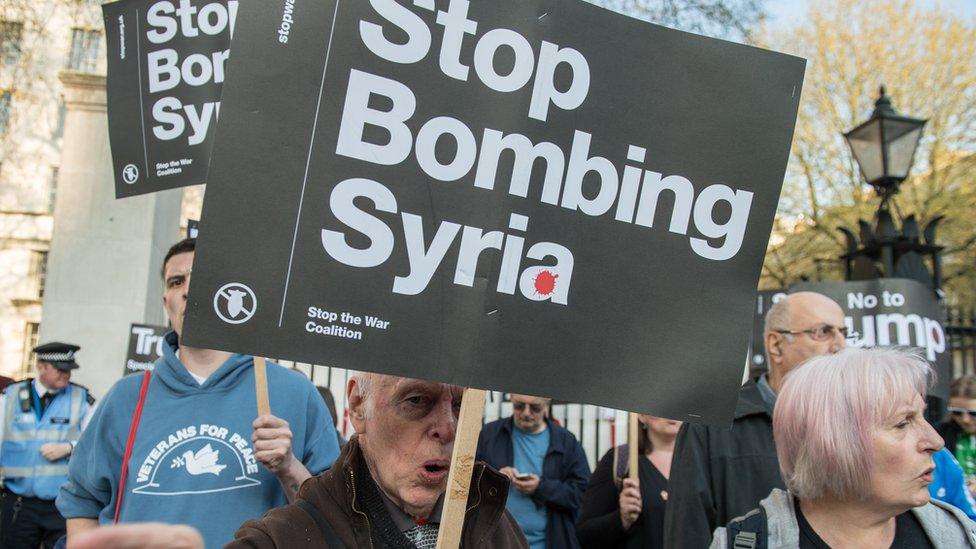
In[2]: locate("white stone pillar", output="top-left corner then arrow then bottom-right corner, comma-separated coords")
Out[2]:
39,71 -> 181,398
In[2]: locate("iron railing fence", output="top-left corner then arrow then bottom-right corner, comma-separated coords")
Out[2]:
948,306 -> 976,378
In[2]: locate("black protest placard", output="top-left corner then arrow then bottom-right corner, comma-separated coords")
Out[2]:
182,0 -> 805,424
794,279 -> 950,399
124,323 -> 169,375
102,0 -> 235,198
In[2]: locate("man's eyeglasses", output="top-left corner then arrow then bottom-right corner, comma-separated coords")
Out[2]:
949,407 -> 976,418
775,325 -> 849,342
513,402 -> 545,414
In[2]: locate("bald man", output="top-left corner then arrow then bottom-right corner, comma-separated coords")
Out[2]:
231,373 -> 527,548
663,292 -> 846,548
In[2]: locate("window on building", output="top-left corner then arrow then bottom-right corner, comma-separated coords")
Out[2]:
29,250 -> 48,298
1,21 -> 23,66
21,322 -> 39,378
66,28 -> 100,72
48,166 -> 59,213
0,90 -> 11,134
54,100 -> 66,139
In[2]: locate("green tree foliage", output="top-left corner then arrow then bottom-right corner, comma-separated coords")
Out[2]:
756,0 -> 976,306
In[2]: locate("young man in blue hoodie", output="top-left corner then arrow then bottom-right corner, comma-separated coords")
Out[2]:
56,238 -> 340,548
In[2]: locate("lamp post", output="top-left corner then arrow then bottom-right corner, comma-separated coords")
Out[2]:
843,85 -> 927,206
838,88 -> 948,424
837,86 -> 944,292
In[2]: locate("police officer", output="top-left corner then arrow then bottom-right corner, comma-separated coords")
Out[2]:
0,342 -> 95,549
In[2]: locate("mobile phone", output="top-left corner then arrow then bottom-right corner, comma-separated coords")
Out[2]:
515,473 -> 534,480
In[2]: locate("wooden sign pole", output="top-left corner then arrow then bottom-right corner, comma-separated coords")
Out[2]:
435,388 -> 486,549
628,413 -> 639,480
254,356 -> 271,416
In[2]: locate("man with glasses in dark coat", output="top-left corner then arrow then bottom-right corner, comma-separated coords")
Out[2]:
663,291 -> 847,548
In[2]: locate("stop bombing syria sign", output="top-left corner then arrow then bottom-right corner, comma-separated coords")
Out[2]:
103,0 -> 235,198
182,0 -> 806,424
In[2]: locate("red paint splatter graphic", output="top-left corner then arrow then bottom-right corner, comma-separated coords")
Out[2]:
932,328 -> 941,345
534,270 -> 558,296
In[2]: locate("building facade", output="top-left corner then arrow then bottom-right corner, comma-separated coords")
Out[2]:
0,1 -> 104,378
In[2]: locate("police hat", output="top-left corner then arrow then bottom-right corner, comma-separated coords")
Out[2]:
33,342 -> 80,371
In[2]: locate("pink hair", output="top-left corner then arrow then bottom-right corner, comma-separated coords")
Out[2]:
773,347 -> 933,500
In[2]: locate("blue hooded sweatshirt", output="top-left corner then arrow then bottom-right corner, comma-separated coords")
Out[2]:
56,331 -> 340,548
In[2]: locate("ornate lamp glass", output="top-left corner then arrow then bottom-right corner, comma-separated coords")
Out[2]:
843,86 -> 926,195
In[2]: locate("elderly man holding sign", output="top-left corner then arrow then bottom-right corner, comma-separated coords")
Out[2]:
230,373 -> 527,548
56,239 -> 340,548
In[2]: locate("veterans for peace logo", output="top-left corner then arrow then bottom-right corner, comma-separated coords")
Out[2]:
133,424 -> 261,496
213,282 -> 257,324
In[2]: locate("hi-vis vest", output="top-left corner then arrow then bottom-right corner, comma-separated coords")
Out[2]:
1,381 -> 87,499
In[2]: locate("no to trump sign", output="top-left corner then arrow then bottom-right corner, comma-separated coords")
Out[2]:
183,0 -> 805,424
794,279 -> 951,399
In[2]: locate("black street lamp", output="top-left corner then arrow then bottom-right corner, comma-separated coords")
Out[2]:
837,86 -> 944,292
843,86 -> 927,204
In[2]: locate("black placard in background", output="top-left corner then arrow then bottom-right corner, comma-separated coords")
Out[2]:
103,0 -> 234,198
793,279 -> 951,399
124,323 -> 169,375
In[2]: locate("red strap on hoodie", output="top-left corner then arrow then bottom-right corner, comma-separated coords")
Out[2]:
113,369 -> 152,524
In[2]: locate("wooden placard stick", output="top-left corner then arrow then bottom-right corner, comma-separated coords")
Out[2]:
254,356 -> 271,416
435,388 -> 486,549
628,412 -> 639,480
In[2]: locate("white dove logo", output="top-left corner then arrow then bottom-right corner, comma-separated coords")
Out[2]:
175,444 -> 227,476
133,433 -> 260,496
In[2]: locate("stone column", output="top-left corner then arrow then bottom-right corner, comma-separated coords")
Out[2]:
39,71 -> 181,398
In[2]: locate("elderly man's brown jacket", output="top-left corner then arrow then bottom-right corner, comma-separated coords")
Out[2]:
228,436 -> 528,548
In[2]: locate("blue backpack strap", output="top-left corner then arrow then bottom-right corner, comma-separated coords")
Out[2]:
725,506 -> 767,549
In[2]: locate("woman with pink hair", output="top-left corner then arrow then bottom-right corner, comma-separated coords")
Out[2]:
710,347 -> 976,548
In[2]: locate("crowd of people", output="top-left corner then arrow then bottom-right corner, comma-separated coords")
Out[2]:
2,237 -> 976,548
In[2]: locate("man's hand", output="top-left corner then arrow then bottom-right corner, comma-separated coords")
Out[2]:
618,478 -> 642,530
252,414 -> 295,474
498,466 -> 519,482
40,442 -> 71,462
66,523 -> 203,549
252,414 -> 311,502
512,474 -> 540,495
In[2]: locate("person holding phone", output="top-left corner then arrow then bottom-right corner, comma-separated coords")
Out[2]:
477,394 -> 591,549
